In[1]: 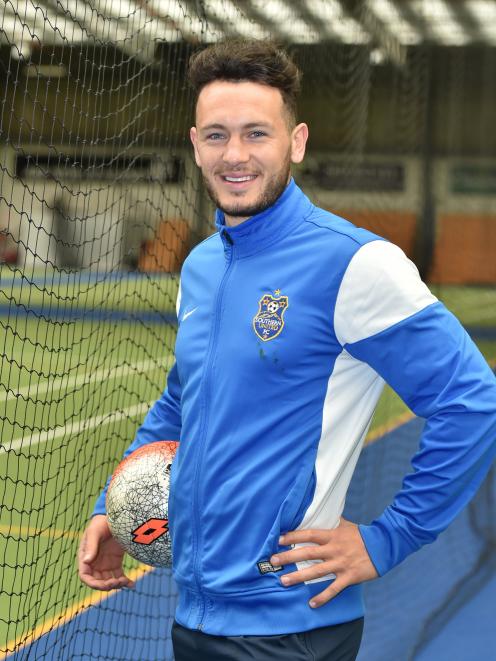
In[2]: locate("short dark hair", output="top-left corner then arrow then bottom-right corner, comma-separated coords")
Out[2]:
188,39 -> 302,126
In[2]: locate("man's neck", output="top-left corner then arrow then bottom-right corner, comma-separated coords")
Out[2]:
224,213 -> 250,228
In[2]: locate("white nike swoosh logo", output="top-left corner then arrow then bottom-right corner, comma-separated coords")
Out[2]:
182,307 -> 198,322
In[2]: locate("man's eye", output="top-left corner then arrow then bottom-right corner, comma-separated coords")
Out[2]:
250,131 -> 266,138
207,133 -> 224,140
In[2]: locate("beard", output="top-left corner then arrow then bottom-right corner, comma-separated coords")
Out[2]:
202,154 -> 291,220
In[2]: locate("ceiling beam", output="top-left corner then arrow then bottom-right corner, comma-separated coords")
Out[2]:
180,0 -> 228,40
448,0 -> 484,43
339,0 -> 406,64
240,1 -> 290,42
2,1 -> 69,48
285,0 -> 335,41
136,0 -> 202,44
391,0 -> 434,42
45,0 -> 159,64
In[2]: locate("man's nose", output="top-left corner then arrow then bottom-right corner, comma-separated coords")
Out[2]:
222,136 -> 249,164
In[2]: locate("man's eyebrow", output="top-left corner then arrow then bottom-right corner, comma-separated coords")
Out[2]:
199,122 -> 272,132
200,123 -> 226,131
242,122 -> 272,129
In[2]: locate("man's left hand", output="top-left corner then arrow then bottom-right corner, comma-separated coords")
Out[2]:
270,518 -> 378,608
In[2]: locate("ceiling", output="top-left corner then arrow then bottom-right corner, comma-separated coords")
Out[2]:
2,0 -> 496,67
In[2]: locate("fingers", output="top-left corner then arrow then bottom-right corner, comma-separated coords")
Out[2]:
280,563 -> 335,586
79,533 -> 96,565
107,567 -> 136,590
276,558 -> 350,609
78,533 -> 95,567
77,531 -> 99,584
279,529 -> 331,546
309,578 -> 348,609
275,557 -> 347,610
77,516 -> 135,592
77,535 -> 94,583
92,567 -> 135,590
271,544 -> 330,567
79,515 -> 110,564
273,522 -> 379,608
79,570 -> 134,592
79,561 -> 136,591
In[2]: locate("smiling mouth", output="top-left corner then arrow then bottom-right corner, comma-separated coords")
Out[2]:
221,174 -> 258,183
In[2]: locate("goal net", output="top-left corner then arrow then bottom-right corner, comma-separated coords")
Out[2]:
1,2 -> 495,660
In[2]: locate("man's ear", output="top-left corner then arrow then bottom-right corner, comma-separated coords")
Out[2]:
190,127 -> 201,167
290,123 -> 309,164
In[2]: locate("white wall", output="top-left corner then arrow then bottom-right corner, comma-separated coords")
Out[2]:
0,145 -> 200,272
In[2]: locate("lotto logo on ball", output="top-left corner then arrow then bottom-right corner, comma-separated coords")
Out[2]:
132,518 -> 169,545
106,441 -> 179,568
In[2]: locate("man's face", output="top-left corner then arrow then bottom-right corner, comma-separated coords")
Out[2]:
190,81 -> 308,226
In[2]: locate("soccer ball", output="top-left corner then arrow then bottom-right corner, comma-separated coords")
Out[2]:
267,300 -> 279,314
106,440 -> 179,568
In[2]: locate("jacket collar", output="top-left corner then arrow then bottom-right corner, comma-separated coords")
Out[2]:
215,178 -> 313,257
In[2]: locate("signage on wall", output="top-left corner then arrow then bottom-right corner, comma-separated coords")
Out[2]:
15,152 -> 184,183
298,159 -> 405,192
451,165 -> 496,195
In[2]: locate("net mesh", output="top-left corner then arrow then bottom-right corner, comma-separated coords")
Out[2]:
1,1 -> 495,660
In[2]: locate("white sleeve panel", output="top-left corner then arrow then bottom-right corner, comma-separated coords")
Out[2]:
176,280 -> 182,318
334,241 -> 438,346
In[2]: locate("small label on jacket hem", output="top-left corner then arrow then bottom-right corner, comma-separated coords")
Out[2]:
257,560 -> 283,575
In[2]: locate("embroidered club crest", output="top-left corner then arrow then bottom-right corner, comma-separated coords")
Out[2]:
253,293 -> 289,342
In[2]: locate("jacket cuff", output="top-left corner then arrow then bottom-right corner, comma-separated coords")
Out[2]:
91,476 -> 111,516
358,512 -> 420,577
92,494 -> 107,516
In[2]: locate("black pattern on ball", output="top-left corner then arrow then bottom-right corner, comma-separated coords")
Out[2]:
106,441 -> 178,568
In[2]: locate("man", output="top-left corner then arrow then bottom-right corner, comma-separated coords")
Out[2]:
78,40 -> 496,661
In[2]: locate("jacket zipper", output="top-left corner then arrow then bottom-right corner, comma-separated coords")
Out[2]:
191,232 -> 235,630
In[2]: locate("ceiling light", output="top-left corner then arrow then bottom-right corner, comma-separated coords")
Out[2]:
148,0 -> 219,41
368,0 -> 422,45
207,0 -> 268,40
410,0 -> 471,45
305,0 -> 369,44
251,0 -> 319,43
466,0 -> 496,44
370,48 -> 385,65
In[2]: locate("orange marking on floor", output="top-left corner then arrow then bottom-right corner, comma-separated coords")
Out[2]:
0,564 -> 153,660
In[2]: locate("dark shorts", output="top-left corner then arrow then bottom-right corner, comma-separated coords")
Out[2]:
171,617 -> 364,661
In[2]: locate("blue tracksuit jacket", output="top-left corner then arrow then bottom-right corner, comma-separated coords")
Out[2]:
94,179 -> 496,636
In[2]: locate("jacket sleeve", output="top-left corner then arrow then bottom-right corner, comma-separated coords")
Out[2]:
92,360 -> 182,516
92,285 -> 183,516
334,241 -> 496,576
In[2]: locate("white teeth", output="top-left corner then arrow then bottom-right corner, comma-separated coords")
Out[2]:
224,175 -> 256,182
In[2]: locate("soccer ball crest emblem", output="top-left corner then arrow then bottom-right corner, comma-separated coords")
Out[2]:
253,293 -> 289,342
106,440 -> 179,568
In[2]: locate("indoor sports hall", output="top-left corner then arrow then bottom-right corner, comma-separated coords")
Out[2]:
1,1 -> 495,660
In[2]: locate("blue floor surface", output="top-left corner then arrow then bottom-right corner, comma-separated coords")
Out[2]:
415,572 -> 496,661
6,569 -> 177,661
